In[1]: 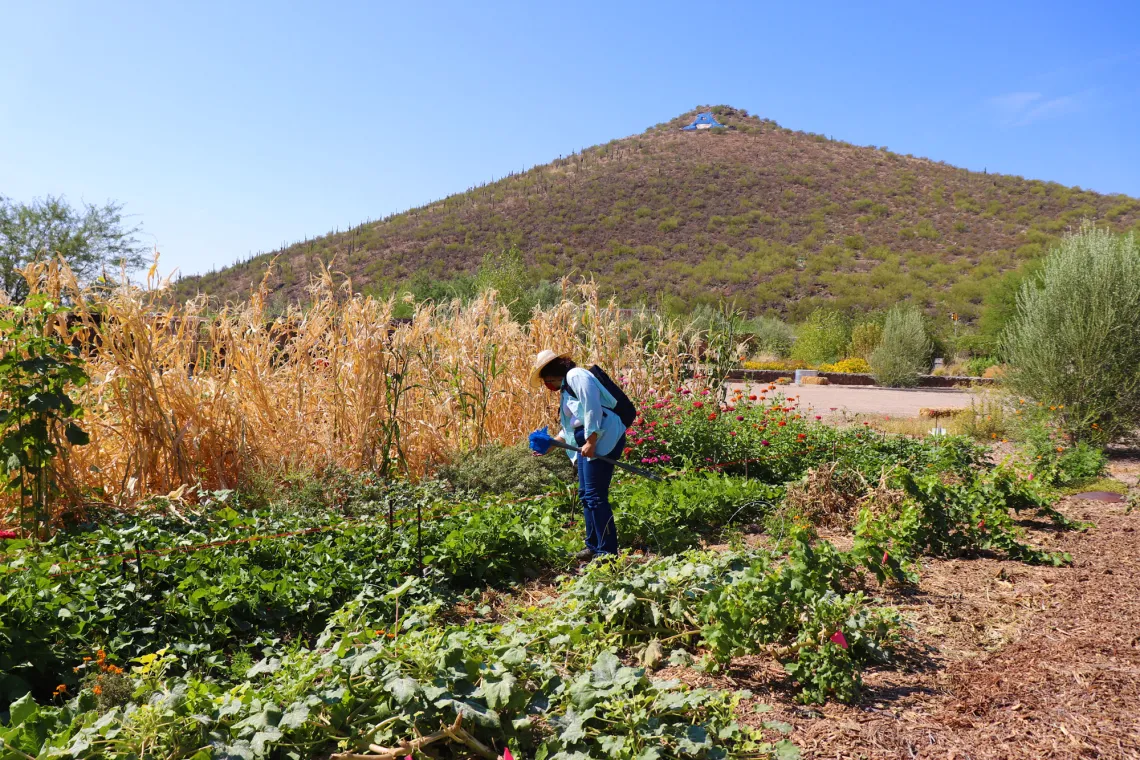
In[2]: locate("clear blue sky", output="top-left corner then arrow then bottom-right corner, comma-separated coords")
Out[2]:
3,0 -> 1138,280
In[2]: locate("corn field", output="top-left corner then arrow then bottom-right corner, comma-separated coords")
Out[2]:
1,259 -> 696,523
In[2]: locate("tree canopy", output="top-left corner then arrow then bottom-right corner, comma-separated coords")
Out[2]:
0,195 -> 147,303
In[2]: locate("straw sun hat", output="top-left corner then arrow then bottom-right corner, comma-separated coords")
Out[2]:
528,349 -> 571,389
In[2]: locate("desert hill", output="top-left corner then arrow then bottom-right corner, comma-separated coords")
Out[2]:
175,106 -> 1140,321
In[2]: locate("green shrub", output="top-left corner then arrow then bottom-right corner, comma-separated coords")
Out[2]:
439,442 -> 575,497
1016,409 -> 1108,486
747,315 -> 796,357
791,309 -> 850,365
964,356 -> 999,377
848,322 -> 883,361
1003,226 -> 1140,443
870,305 -> 931,387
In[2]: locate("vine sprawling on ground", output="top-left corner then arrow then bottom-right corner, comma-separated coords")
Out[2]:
1,383 -> 1076,759
0,262 -> 1083,759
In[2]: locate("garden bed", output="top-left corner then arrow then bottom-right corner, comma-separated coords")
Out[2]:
728,368 -> 997,388
1,391 -> 1087,759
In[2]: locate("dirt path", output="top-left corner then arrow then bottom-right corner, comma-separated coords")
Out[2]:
728,381 -> 974,418
745,485 -> 1140,757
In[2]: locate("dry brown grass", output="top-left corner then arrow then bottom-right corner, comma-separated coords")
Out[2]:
3,259 -> 695,520
780,462 -> 865,529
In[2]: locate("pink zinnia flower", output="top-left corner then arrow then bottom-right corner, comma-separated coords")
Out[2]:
761,440 -> 770,447
829,631 -> 848,650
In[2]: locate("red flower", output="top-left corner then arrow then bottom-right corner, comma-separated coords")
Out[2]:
815,415 -> 822,420
0,530 -> 18,540
623,447 -> 633,456
829,631 -> 848,650
797,433 -> 806,441
749,395 -> 757,401
693,401 -> 704,409
736,415 -> 744,421
708,413 -> 717,421
730,431 -> 737,436
777,420 -> 787,427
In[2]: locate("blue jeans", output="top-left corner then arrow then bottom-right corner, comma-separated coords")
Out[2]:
574,429 -> 625,555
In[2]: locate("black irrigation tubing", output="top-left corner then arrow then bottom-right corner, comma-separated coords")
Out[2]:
2,444 -> 845,579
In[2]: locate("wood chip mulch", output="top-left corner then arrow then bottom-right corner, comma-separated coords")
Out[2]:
724,483 -> 1140,760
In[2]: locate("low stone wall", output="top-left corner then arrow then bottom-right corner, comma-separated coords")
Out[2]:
727,368 -> 995,388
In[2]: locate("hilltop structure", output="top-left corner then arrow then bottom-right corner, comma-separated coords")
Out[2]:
682,111 -> 725,130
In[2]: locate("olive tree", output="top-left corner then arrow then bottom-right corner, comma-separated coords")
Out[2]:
1003,225 -> 1140,443
870,305 -> 931,387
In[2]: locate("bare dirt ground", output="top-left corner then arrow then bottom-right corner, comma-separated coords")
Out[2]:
728,382 -> 975,418
669,456 -> 1140,759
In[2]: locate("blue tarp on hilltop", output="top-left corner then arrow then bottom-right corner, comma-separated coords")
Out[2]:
682,111 -> 725,130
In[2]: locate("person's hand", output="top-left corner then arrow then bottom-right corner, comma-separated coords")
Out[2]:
581,438 -> 598,459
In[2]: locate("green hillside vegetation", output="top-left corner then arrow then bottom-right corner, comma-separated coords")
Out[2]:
175,106 -> 1140,324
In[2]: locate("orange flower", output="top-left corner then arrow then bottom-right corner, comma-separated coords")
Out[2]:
93,685 -> 102,696
1056,446 -> 1064,453
53,684 -> 67,697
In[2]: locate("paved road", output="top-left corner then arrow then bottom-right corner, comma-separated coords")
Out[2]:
727,381 -> 974,418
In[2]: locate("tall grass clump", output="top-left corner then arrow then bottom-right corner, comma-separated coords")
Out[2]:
870,305 -> 931,387
1003,225 -> 1140,443
790,309 -> 850,365
1,258 -> 696,522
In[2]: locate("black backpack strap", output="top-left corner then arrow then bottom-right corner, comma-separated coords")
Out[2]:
561,380 -> 609,419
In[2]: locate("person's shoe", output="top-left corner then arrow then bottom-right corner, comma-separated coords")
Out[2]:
575,548 -> 596,561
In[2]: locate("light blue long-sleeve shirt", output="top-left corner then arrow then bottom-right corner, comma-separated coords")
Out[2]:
559,367 -> 627,462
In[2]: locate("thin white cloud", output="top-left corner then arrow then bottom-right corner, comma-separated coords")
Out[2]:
988,91 -> 1083,127
990,91 -> 1042,115
1015,95 -> 1079,126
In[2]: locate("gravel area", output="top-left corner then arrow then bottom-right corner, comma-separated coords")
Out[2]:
728,381 -> 976,418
